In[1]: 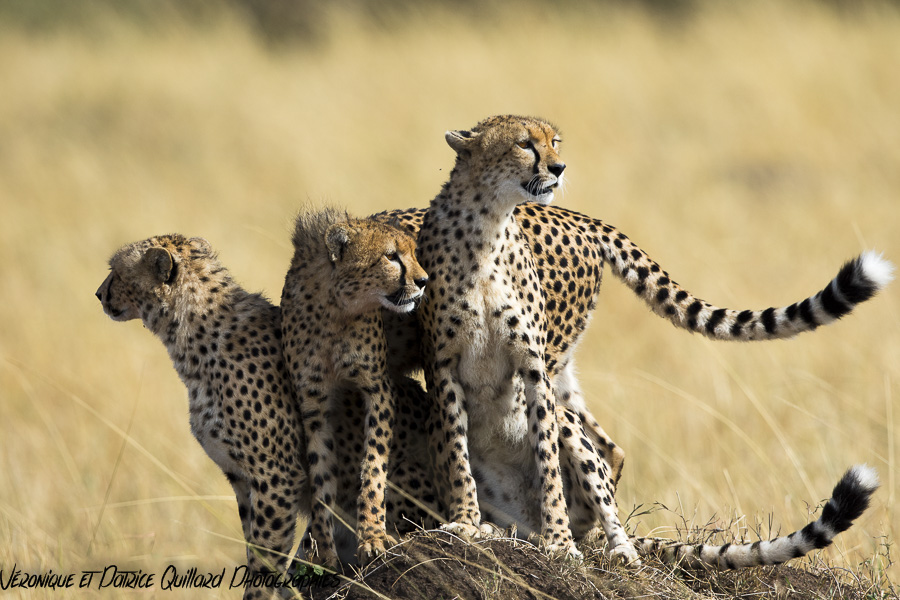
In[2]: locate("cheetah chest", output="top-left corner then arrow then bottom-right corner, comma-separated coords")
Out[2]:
188,386 -> 242,476
293,311 -> 385,388
452,265 -> 543,452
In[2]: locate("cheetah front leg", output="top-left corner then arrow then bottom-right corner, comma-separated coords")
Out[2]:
553,364 -> 637,563
298,386 -> 340,570
430,366 -> 492,540
557,407 -> 639,566
355,374 -> 398,565
521,363 -> 581,560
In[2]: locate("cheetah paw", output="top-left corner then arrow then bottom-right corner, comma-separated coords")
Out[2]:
609,543 -> 641,568
580,526 -> 606,546
440,521 -> 494,540
357,533 -> 398,566
476,521 -> 503,538
544,541 -> 583,562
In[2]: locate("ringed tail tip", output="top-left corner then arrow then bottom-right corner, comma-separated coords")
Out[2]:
843,463 -> 880,495
858,251 -> 894,291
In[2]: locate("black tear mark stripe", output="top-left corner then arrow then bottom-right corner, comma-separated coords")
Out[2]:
528,142 -> 541,174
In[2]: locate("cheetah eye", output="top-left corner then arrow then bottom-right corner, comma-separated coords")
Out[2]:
385,251 -> 399,262
516,140 -> 530,150
551,138 -> 561,149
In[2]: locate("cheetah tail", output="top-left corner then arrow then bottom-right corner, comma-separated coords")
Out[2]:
632,464 -> 879,569
596,222 -> 893,341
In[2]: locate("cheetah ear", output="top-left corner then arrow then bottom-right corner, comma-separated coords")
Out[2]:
145,247 -> 176,284
188,237 -> 213,255
384,215 -> 401,229
445,129 -> 478,156
325,223 -> 354,263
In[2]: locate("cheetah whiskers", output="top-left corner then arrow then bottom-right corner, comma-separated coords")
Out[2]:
555,169 -> 569,199
524,174 -> 545,197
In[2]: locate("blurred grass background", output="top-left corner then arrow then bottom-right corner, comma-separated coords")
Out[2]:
0,0 -> 898,596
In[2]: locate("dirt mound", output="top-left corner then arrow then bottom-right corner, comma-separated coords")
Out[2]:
304,529 -> 879,600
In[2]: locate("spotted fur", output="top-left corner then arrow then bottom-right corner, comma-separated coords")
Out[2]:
635,465 -> 879,568
300,374 -> 443,568
381,207 -> 892,348
375,118 -> 891,565
408,114 -> 635,561
280,209 -> 429,569
97,235 -> 306,600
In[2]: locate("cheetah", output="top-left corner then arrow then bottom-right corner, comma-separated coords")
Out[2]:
279,209 -> 430,569
96,234 -> 307,600
413,114 -> 622,561
377,114 -> 892,564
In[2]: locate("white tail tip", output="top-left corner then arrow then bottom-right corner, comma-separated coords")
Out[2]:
848,463 -> 880,493
860,251 -> 894,290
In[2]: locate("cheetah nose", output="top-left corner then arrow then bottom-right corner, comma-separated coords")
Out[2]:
414,276 -> 428,290
548,162 -> 566,178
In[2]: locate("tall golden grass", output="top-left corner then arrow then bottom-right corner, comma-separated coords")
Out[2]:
0,2 -> 898,597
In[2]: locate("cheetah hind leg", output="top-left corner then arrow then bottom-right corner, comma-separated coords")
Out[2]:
554,362 -> 626,486
557,407 -> 639,567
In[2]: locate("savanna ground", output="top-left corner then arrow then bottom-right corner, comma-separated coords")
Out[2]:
0,1 -> 898,597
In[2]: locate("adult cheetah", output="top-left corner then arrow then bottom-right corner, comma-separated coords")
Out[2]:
414,114 -> 624,561
97,235 -> 307,600
280,209 -> 429,569
380,114 -> 892,564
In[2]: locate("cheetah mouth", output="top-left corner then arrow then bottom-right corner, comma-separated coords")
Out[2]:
521,179 -> 558,199
103,306 -> 128,320
382,289 -> 423,314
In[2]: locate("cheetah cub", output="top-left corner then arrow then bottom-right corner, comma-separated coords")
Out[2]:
280,209 -> 428,569
97,235 -> 307,600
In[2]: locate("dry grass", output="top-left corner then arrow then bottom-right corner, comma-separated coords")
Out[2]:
1,1 -> 898,597
306,527 -> 886,600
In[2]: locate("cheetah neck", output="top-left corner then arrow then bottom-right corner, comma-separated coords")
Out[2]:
150,266 -> 247,380
429,176 -> 524,273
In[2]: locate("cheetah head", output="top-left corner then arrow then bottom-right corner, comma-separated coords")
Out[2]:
325,221 -> 428,315
96,235 -> 212,324
444,115 -> 565,206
